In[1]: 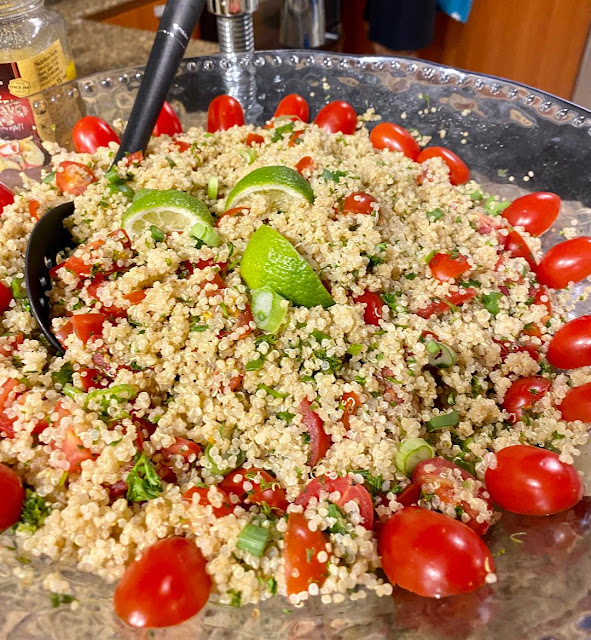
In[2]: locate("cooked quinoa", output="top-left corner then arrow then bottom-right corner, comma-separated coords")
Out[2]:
0,113 -> 589,607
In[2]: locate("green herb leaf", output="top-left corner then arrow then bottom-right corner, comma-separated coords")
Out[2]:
346,343 -> 363,356
51,362 -> 74,386
271,121 -> 296,142
327,502 -> 349,534
50,593 -> 76,608
351,469 -> 383,496
321,168 -> 348,183
277,411 -> 295,423
150,225 -> 165,242
17,489 -> 50,533
481,291 -> 502,316
257,383 -> 288,399
126,453 -> 163,502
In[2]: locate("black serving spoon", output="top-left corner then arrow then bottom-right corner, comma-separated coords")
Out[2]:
25,0 -> 206,353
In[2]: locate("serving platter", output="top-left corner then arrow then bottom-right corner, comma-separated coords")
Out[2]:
1,50 -> 591,639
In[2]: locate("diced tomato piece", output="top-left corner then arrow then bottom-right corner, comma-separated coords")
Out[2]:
108,229 -> 132,249
299,398 -> 332,466
353,290 -> 384,326
28,199 -> 40,220
428,252 -> 471,282
219,306 -> 253,340
62,255 -> 92,277
502,376 -> 552,424
224,374 -> 243,393
182,485 -> 234,517
396,482 -> 421,506
55,320 -> 74,348
71,313 -> 107,344
123,290 -> 147,305
0,378 -> 20,412
220,467 -> 289,514
123,151 -> 144,166
78,367 -> 103,392
245,133 -> 264,146
0,333 -> 23,357
0,282 -> 12,314
502,230 -> 536,271
215,206 -> 250,227
416,288 -> 477,319
295,156 -> 316,175
55,161 -> 97,196
171,139 -> 191,153
61,427 -> 93,471
108,479 -> 129,500
131,413 -> 156,450
530,287 -> 552,323
162,437 -> 201,462
0,412 -> 16,438
341,391 -> 361,430
203,273 -> 225,298
494,338 -> 540,363
288,130 -> 305,147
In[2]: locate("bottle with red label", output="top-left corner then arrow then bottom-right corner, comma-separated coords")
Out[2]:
0,0 -> 76,173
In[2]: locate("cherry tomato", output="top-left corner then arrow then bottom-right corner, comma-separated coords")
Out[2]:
412,458 -> 493,535
560,382 -> 591,422
295,156 -> 316,175
28,199 -> 40,219
220,467 -> 288,513
0,463 -> 24,530
299,398 -> 331,466
529,286 -> 552,323
417,147 -> 470,185
379,507 -> 495,597
341,192 -> 377,215
501,192 -> 560,237
495,338 -> 540,363
55,161 -> 97,196
284,512 -> 330,596
501,230 -> 536,271
353,290 -> 384,326
245,133 -> 264,146
396,482 -> 421,506
314,101 -> 357,135
123,290 -> 147,305
71,313 -> 107,344
78,367 -> 103,392
502,376 -> 551,424
485,445 -> 584,515
428,252 -> 471,282
162,437 -> 201,462
124,151 -> 144,165
369,122 -> 420,160
61,427 -> 93,471
0,182 -> 14,213
295,474 -> 374,529
547,315 -> 591,369
72,116 -> 120,154
0,282 -> 12,314
152,101 -> 182,137
207,95 -> 245,133
416,288 -> 477,319
274,94 -> 309,122
341,391 -> 361,430
536,237 -> 591,289
182,485 -> 234,517
114,537 -> 211,628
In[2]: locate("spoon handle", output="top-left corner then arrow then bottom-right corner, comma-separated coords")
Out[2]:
113,0 -> 206,164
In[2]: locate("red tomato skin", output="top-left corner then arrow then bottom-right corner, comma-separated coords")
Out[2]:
72,116 -> 120,154
55,161 -> 96,196
341,192 -> 377,215
114,537 -> 211,628
485,445 -> 584,515
547,316 -> 591,369
416,288 -> 477,319
162,437 -> 201,462
379,507 -> 495,597
341,391 -> 361,430
71,313 -> 107,344
299,398 -> 331,466
353,290 -> 384,326
314,101 -> 357,134
220,467 -> 288,513
396,482 -> 421,507
274,94 -> 310,122
369,122 -> 420,160
295,155 -> 316,175
78,367 -> 103,392
207,95 -> 245,133
536,237 -> 591,289
182,486 -> 234,517
429,252 -> 471,282
502,376 -> 551,424
284,513 -> 330,596
0,282 -> 12,313
245,133 -> 264,146
0,182 -> 15,213
502,230 -> 536,271
0,463 -> 24,530
216,206 -> 250,226
560,382 -> 591,422
501,192 -> 560,237
153,101 -> 183,137
417,147 -> 470,185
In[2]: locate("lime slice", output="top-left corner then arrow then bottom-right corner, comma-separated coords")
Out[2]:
190,221 -> 222,247
225,166 -> 314,209
122,189 -> 213,238
241,225 -> 333,308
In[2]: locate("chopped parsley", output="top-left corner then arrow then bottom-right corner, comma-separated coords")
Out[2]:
126,453 -> 163,503
17,489 -> 51,533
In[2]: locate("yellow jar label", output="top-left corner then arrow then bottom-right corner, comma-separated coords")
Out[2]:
7,40 -> 70,98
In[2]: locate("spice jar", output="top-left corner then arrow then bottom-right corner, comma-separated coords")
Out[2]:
0,0 -> 76,173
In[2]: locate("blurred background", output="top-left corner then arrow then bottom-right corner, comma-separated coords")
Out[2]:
38,0 -> 591,108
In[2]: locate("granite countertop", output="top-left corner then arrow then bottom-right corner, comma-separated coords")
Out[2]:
51,0 -> 219,78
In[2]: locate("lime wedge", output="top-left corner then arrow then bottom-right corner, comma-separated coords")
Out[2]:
122,189 -> 213,238
225,166 -> 314,209
241,225 -> 333,308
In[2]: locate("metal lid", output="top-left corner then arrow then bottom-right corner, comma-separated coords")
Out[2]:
206,0 -> 259,16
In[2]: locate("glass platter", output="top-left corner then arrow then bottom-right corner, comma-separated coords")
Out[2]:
1,50 -> 591,640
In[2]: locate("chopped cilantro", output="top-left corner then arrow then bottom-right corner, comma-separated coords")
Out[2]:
126,453 -> 162,503
17,489 -> 50,533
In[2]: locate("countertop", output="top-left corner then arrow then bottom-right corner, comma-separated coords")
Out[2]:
51,0 -> 219,77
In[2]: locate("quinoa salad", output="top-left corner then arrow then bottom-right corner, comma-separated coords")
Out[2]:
0,95 -> 589,626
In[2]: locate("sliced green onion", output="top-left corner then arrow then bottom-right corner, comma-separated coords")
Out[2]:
61,384 -> 84,401
311,329 -> 330,343
251,287 -> 289,333
481,292 -> 502,316
238,148 -> 256,164
470,190 -> 483,201
426,208 -> 444,222
427,410 -> 460,431
236,523 -> 269,557
425,340 -> 457,368
42,171 -> 56,184
395,437 -> 435,476
207,176 -> 219,200
245,356 -> 265,371
190,221 -> 221,248
205,443 -> 245,476
85,384 -> 137,411
10,277 -> 27,299
483,196 -> 511,216
257,383 -> 288,399
150,225 -> 165,242
422,250 -> 437,264
347,343 -> 363,356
